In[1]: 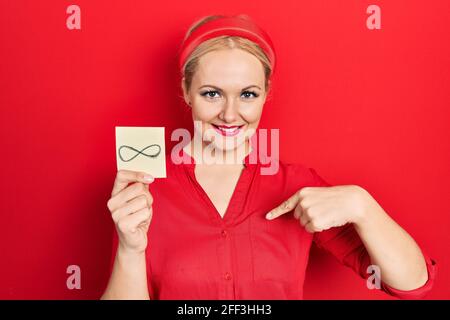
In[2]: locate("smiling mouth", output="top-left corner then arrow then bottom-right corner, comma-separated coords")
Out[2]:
211,124 -> 244,137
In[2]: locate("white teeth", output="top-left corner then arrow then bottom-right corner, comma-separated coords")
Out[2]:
215,126 -> 240,133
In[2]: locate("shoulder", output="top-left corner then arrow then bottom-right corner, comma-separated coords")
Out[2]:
279,160 -> 315,180
257,159 -> 331,198
264,159 -> 327,186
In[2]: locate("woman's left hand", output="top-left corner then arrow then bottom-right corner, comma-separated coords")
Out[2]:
265,185 -> 372,233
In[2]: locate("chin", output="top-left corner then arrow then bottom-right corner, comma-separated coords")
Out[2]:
210,138 -> 246,152
208,130 -> 250,153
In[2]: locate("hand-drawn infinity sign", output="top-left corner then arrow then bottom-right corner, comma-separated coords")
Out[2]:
118,144 -> 162,162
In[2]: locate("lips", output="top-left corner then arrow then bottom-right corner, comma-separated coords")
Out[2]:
211,124 -> 244,137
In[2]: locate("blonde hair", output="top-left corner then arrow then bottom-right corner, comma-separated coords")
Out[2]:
181,15 -> 273,94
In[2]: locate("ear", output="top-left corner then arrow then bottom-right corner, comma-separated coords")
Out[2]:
265,79 -> 272,99
181,77 -> 190,106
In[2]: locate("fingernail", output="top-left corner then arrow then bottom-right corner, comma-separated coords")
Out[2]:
265,212 -> 272,220
143,175 -> 154,182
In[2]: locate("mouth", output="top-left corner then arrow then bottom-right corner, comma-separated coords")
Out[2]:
211,124 -> 245,137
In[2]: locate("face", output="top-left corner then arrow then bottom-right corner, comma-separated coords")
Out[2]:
182,48 -> 269,152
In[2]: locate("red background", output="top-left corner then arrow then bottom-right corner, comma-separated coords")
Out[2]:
0,0 -> 448,299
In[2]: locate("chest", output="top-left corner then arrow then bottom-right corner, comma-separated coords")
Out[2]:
146,162 -> 316,299
194,165 -> 244,218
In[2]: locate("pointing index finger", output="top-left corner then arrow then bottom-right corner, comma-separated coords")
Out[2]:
266,191 -> 300,220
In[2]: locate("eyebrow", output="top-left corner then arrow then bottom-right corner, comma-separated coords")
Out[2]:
199,85 -> 261,91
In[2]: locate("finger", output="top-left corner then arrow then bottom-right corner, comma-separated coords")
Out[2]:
293,205 -> 303,220
300,210 -> 310,226
108,182 -> 151,212
112,170 -> 154,197
111,194 -> 149,223
266,191 -> 300,220
304,221 -> 316,233
118,207 -> 152,233
305,219 -> 325,233
116,191 -> 153,215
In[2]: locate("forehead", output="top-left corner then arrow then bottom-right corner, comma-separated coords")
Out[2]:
194,48 -> 265,88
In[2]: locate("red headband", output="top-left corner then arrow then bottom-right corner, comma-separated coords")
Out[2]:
178,15 -> 276,76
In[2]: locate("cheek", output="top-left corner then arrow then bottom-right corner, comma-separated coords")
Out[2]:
191,100 -> 264,125
191,103 -> 220,121
241,104 -> 264,125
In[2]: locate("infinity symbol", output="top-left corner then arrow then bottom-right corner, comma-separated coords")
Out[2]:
118,144 -> 161,162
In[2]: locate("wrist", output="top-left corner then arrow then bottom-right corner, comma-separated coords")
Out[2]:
351,185 -> 380,227
117,244 -> 146,261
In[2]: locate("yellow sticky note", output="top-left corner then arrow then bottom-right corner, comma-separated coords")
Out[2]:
115,126 -> 166,178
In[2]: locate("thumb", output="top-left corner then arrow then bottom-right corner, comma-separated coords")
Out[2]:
266,191 -> 300,220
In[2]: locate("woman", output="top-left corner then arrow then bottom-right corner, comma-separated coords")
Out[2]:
101,14 -> 436,300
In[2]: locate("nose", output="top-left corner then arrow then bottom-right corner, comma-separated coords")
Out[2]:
218,98 -> 239,123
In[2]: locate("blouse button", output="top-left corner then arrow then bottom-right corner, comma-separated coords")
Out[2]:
221,229 -> 228,238
224,272 -> 232,280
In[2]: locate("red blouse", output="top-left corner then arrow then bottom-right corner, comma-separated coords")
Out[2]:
109,147 -> 437,299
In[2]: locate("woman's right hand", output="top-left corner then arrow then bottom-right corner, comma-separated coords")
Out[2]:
107,169 -> 155,254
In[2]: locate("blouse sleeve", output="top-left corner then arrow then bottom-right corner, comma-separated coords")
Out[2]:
308,168 -> 438,299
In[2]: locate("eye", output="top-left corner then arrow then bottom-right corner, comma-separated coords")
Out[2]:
241,91 -> 259,99
200,90 -> 259,100
200,90 -> 221,99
